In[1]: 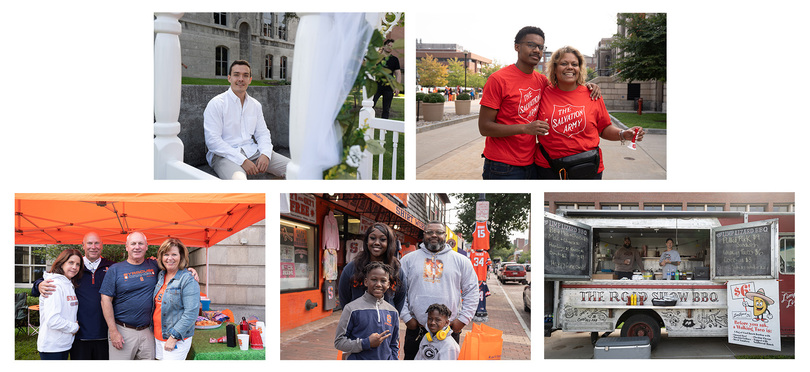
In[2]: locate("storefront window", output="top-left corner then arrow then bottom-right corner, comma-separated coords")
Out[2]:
280,219 -> 318,292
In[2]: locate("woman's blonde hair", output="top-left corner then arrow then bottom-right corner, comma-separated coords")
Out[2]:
546,46 -> 587,87
157,237 -> 189,271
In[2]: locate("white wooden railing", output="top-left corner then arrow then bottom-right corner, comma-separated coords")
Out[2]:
153,12 -> 217,180
357,88 -> 404,180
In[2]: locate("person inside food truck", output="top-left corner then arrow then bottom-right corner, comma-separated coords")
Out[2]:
658,238 -> 681,280
613,236 -> 644,279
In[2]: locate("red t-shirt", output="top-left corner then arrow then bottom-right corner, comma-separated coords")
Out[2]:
534,85 -> 612,172
480,64 -> 549,166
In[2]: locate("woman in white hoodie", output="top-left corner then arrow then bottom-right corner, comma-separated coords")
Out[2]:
37,249 -> 82,359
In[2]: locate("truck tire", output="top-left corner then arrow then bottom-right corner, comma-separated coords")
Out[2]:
620,314 -> 661,349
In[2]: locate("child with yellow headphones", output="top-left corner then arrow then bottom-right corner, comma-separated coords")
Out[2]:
415,303 -> 461,360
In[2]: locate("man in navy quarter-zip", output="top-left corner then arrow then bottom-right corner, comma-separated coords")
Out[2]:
33,232 -> 116,360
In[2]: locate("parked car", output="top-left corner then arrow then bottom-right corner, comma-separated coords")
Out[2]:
496,261 -> 515,276
498,263 -> 527,284
523,282 -> 531,312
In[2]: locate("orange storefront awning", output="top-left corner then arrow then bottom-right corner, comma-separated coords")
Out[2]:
14,193 -> 265,247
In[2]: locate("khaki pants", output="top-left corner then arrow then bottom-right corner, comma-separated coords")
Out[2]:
211,150 -> 290,180
108,324 -> 155,360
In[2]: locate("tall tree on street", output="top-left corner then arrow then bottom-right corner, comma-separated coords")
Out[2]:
451,193 -> 530,252
611,13 -> 667,82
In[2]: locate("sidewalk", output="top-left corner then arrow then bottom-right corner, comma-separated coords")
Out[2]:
415,100 -> 666,180
280,276 -> 532,360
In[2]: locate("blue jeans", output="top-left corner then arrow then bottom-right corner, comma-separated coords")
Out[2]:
482,158 -> 536,179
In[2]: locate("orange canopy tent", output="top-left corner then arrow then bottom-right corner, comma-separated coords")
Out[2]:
14,193 -> 265,247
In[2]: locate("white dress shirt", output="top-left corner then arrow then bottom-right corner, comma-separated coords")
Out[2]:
204,87 -> 274,167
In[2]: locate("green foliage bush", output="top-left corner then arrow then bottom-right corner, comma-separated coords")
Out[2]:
457,93 -> 471,100
423,92 -> 445,103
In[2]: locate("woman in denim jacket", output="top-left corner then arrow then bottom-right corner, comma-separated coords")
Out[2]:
152,238 -> 200,360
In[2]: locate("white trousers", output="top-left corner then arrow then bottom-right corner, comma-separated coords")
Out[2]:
211,150 -> 290,180
154,336 -> 193,360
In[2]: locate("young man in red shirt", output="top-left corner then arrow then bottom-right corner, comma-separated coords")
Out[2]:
479,26 -> 600,179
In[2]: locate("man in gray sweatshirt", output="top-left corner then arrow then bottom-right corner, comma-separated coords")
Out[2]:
400,220 -> 479,360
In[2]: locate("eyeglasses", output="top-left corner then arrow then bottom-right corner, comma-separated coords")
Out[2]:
424,230 -> 446,236
522,42 -> 546,52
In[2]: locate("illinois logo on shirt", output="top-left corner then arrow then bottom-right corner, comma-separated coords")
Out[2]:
517,87 -> 542,123
550,104 -> 586,138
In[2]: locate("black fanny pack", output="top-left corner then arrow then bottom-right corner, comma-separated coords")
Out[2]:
539,145 -> 600,180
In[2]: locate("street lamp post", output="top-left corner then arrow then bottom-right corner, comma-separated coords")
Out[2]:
464,51 -> 468,93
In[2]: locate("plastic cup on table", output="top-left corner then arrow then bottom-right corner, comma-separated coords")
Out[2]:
255,321 -> 266,345
237,334 -> 249,350
249,329 -> 263,349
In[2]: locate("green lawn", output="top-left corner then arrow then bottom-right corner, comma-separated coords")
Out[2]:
610,112 -> 667,129
15,289 -> 38,360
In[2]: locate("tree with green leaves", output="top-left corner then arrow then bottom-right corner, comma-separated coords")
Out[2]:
450,193 -> 530,253
416,54 -> 448,87
611,13 -> 666,82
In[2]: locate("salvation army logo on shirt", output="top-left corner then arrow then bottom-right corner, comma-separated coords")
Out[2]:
517,87 -> 542,123
550,104 -> 586,138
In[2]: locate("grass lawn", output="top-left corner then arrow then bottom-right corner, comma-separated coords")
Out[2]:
15,289 -> 39,360
610,112 -> 667,130
15,330 -> 39,360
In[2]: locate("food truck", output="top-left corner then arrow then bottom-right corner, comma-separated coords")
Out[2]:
544,210 -> 795,350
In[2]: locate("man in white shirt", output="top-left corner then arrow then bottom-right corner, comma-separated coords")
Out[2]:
204,60 -> 290,179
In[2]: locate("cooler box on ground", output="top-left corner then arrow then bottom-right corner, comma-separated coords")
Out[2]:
593,337 -> 651,359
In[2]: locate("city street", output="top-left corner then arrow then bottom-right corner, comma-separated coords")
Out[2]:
280,270 -> 533,360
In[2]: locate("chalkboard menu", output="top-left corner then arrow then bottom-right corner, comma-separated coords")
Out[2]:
712,219 -> 778,279
545,213 -> 592,279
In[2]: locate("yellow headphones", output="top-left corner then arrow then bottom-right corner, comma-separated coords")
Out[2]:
425,325 -> 451,342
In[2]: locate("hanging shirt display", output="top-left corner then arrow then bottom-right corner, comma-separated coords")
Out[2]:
345,239 -> 364,263
322,210 -> 340,280
472,221 -> 491,251
470,249 -> 491,282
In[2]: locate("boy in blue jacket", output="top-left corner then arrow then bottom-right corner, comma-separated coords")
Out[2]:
334,262 -> 400,360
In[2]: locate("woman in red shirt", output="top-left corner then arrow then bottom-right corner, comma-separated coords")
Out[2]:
534,46 -> 645,179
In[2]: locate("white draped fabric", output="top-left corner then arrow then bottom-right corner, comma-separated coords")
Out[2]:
286,13 -> 377,180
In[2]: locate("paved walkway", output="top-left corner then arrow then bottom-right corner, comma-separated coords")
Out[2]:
280,276 -> 531,360
416,100 -> 666,180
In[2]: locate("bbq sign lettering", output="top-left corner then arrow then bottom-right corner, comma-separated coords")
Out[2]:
574,286 -> 722,305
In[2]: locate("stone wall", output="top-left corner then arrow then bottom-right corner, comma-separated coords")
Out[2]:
178,85 -> 290,174
178,13 -> 297,80
189,219 -> 266,321
589,75 -> 666,112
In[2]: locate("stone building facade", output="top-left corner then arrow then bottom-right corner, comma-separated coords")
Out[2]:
189,219 -> 267,321
178,12 -> 298,80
